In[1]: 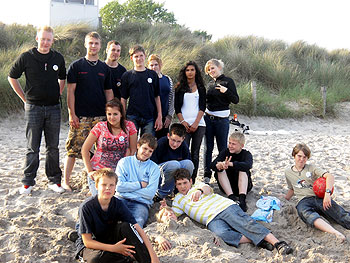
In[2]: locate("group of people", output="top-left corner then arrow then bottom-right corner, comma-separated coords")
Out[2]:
8,26 -> 350,262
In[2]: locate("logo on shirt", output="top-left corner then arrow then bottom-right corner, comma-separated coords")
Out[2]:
53,65 -> 58,71
117,81 -> 121,87
296,179 -> 312,189
119,136 -> 125,142
147,78 -> 152,83
98,73 -> 105,77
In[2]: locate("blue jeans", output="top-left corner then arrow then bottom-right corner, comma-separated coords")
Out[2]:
296,196 -> 350,229
156,160 -> 194,198
120,198 -> 149,228
204,115 -> 230,178
184,126 -> 206,182
23,103 -> 62,186
207,204 -> 270,247
127,115 -> 154,136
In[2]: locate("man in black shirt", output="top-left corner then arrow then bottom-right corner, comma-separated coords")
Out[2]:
104,40 -> 126,99
8,26 -> 66,195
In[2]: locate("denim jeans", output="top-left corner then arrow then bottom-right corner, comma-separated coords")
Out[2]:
127,115 -> 154,136
156,160 -> 194,198
184,126 -> 206,182
296,196 -> 350,229
203,115 -> 230,178
120,198 -> 149,228
207,204 -> 270,247
23,103 -> 62,186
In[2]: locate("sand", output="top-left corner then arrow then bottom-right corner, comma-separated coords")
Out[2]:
1,103 -> 350,263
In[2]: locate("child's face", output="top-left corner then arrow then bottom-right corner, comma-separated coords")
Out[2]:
228,138 -> 243,154
175,178 -> 192,195
167,133 -> 185,150
96,176 -> 116,200
131,51 -> 145,68
106,106 -> 121,127
161,209 -> 177,222
137,143 -> 154,161
294,150 -> 308,168
148,59 -> 161,74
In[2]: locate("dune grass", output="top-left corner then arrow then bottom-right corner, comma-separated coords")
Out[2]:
1,22 -> 350,119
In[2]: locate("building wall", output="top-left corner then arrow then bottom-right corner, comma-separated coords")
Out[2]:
50,1 -> 99,28
0,0 -> 99,28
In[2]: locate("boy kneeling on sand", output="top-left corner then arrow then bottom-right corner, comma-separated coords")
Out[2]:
284,143 -> 350,241
157,168 -> 293,255
210,131 -> 253,212
75,168 -> 159,263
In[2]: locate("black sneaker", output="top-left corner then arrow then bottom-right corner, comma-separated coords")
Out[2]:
153,195 -> 163,203
67,230 -> 79,242
257,240 -> 274,251
238,200 -> 247,212
275,241 -> 293,255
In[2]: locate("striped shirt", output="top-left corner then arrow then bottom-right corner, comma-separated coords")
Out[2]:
172,182 -> 235,226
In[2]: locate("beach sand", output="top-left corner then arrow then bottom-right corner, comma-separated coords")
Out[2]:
1,103 -> 350,262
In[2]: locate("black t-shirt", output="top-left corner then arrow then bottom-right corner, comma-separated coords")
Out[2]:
151,136 -> 191,164
121,68 -> 160,120
9,48 -> 66,106
109,63 -> 126,99
67,58 -> 112,117
210,148 -> 253,175
75,195 -> 136,258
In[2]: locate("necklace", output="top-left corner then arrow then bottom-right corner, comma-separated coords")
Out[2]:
86,59 -> 98,66
293,165 -> 305,176
188,82 -> 197,92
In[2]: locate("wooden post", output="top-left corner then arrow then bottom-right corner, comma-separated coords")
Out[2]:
321,86 -> 327,117
251,81 -> 257,115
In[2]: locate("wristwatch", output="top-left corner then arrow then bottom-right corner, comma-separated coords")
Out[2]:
325,189 -> 332,194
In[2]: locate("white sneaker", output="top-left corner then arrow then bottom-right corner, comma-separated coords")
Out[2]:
203,177 -> 211,184
19,185 -> 33,195
48,184 -> 65,193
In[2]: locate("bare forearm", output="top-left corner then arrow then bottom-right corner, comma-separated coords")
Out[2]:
8,77 -> 25,103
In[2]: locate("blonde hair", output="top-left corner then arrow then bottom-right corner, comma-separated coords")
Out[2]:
156,207 -> 173,223
229,131 -> 245,145
94,168 -> 118,185
204,59 -> 224,75
37,26 -> 54,34
148,54 -> 162,66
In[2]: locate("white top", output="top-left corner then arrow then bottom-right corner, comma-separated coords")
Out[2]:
205,109 -> 230,118
181,90 -> 205,126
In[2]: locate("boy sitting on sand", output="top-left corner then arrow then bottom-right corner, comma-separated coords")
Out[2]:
284,143 -> 350,241
210,132 -> 253,212
159,168 -> 293,255
151,123 -> 194,201
75,168 -> 159,263
115,133 -> 160,228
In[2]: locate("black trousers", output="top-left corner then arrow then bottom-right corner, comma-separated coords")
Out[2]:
82,222 -> 151,263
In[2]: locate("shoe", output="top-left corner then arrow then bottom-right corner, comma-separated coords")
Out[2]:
153,195 -> 163,203
67,230 -> 79,242
228,194 -> 238,202
275,241 -> 293,255
257,240 -> 274,251
48,184 -> 65,193
203,177 -> 210,184
19,185 -> 33,195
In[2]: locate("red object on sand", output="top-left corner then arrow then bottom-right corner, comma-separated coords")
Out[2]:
313,177 -> 333,198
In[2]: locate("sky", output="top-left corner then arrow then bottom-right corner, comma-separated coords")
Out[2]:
100,0 -> 350,51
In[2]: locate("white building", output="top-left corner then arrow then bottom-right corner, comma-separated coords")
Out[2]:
1,0 -> 100,28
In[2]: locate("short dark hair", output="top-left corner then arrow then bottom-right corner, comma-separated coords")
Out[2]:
138,133 -> 157,150
174,168 -> 191,183
169,123 -> 186,138
129,44 -> 145,56
106,40 -> 121,50
94,168 -> 118,185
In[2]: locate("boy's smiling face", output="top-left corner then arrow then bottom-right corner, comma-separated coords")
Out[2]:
228,138 -> 243,154
136,143 -> 154,161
